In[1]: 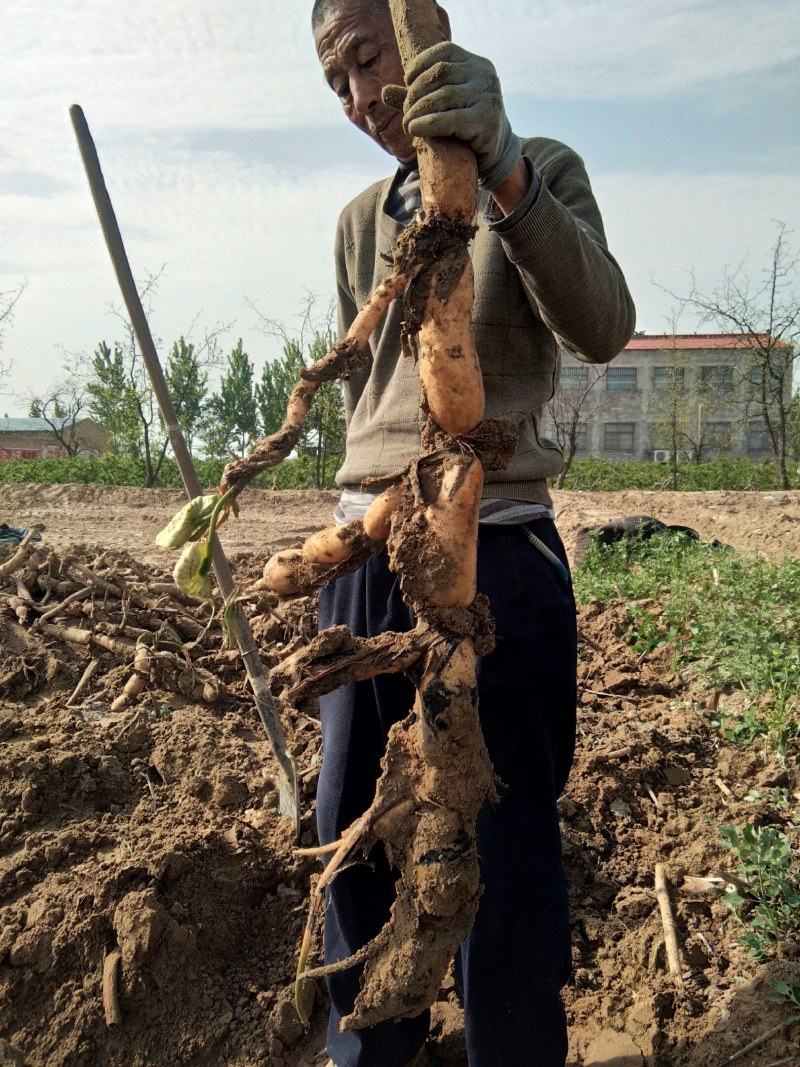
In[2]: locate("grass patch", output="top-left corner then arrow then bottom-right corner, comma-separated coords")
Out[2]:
576,532 -> 800,968
574,534 -> 800,755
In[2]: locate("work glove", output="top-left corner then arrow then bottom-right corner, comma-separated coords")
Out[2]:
382,42 -> 521,190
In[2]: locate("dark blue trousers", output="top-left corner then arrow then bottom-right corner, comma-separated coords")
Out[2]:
317,521 -> 577,1067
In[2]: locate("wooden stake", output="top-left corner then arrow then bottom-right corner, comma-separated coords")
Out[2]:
714,777 -> 734,800
654,863 -> 684,991
69,104 -> 298,835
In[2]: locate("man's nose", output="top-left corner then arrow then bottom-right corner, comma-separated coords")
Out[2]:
351,75 -> 380,117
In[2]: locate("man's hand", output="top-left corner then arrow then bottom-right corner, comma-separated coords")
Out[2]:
383,42 -> 521,191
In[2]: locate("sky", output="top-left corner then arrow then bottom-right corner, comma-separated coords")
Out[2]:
1,0 -> 799,416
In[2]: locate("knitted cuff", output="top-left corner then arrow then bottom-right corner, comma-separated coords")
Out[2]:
479,129 -> 522,191
487,156 -> 542,231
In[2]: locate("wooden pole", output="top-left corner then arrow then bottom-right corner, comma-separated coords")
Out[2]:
68,105 -> 298,835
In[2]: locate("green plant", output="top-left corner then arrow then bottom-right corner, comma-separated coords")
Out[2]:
575,536 -> 800,754
744,787 -> 793,811
769,980 -> 800,1020
0,452 -> 342,490
558,456 -> 793,492
147,703 -> 173,721
719,822 -> 800,961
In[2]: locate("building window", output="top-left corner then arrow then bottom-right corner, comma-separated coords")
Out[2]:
748,421 -> 770,451
604,422 -> 635,451
573,426 -> 588,451
705,421 -> 732,448
653,366 -> 684,390
560,366 -> 590,390
747,364 -> 782,396
701,366 -> 734,392
606,367 -> 637,391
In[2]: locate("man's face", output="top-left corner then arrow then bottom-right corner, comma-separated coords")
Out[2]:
314,0 -> 416,163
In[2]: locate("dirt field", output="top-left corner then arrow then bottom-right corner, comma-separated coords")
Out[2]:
3,483 -> 800,568
1,483 -> 799,1067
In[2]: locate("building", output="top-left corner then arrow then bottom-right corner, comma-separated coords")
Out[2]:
542,334 -> 788,463
0,417 -> 109,460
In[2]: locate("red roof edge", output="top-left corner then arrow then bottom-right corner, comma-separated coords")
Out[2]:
625,333 -> 787,351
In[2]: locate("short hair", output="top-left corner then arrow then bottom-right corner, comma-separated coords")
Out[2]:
311,0 -> 441,36
311,0 -> 444,32
312,0 -> 389,32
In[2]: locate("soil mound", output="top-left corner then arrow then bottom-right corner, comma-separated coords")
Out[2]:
1,487 -> 798,1065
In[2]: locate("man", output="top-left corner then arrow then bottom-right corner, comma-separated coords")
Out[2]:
310,2 -> 636,1065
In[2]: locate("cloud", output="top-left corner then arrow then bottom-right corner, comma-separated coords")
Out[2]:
0,171 -> 70,198
454,0 -> 800,100
2,0 -> 799,414
2,0 -> 797,209
593,169 -> 800,332
0,143 -> 391,403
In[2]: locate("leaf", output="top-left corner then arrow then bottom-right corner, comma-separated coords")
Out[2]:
172,542 -> 214,598
156,494 -> 220,549
771,981 -> 792,998
722,891 -> 745,908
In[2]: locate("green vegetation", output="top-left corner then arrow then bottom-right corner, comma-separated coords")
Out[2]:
0,453 -> 337,490
19,290 -> 345,489
576,531 -> 800,974
3,454 -> 795,493
719,821 -> 800,962
769,980 -> 800,1018
85,328 -> 225,488
560,456 -> 795,492
574,534 -> 800,755
201,338 -> 259,458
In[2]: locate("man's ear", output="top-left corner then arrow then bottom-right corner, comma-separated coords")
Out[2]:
435,4 -> 452,41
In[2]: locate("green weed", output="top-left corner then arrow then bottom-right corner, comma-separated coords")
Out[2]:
146,703 -> 173,722
2,454 -> 793,492
769,980 -> 800,1020
745,787 -> 794,811
575,535 -> 800,753
719,822 -> 800,961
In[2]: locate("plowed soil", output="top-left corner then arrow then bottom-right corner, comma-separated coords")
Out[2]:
1,483 -> 799,1067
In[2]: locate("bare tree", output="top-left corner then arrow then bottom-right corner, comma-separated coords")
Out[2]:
27,371 -> 91,456
645,321 -> 726,482
0,280 -> 27,392
667,223 -> 799,489
547,361 -> 606,487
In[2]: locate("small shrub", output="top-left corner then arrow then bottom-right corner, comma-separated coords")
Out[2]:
719,822 -> 800,961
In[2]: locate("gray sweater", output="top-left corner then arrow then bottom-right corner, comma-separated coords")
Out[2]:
333,137 -> 636,505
